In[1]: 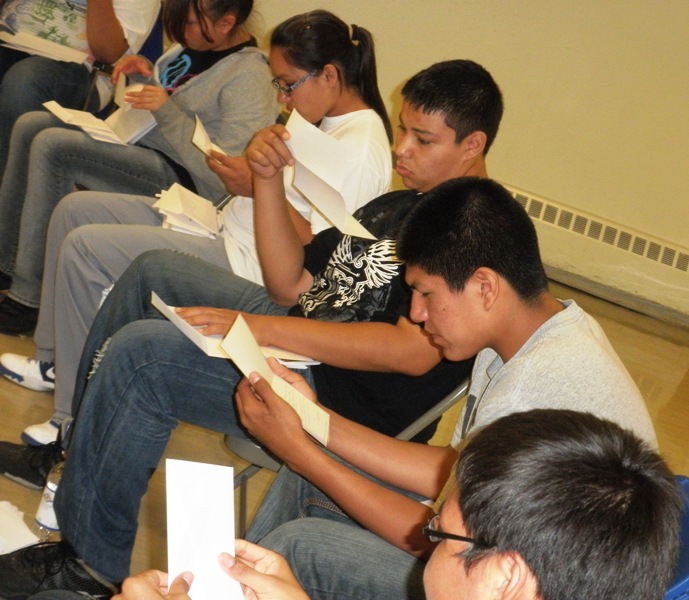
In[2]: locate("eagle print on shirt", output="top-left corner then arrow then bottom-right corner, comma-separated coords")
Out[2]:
297,235 -> 403,323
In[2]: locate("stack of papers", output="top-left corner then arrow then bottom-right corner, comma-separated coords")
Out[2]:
43,75 -> 156,145
153,184 -> 220,239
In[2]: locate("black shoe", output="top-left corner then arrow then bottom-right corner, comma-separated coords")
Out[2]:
0,542 -> 118,600
0,270 -> 11,291
0,440 -> 64,489
0,297 -> 38,335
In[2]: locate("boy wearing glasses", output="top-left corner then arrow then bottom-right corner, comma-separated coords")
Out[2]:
118,409 -> 681,600
232,178 -> 658,600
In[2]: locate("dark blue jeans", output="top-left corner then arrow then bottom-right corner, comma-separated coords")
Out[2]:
54,250 -> 290,583
0,53 -> 99,181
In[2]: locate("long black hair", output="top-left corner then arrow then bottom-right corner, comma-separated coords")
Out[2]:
271,10 -> 392,142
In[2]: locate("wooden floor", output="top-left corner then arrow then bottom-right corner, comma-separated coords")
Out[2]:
0,280 -> 688,577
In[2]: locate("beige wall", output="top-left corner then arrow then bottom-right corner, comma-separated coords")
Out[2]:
253,0 -> 689,250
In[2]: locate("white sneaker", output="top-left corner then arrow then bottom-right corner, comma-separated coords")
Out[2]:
21,419 -> 61,446
0,353 -> 55,391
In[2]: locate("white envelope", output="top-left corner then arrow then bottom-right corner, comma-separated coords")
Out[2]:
166,459 -> 241,600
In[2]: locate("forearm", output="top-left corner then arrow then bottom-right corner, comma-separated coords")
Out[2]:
288,444 -> 438,558
327,410 -> 458,498
253,315 -> 442,375
86,0 -> 128,63
253,175 -> 312,304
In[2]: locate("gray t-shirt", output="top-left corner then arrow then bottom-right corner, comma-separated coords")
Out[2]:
452,299 -> 657,448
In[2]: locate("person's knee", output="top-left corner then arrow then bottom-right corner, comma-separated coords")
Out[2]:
31,127 -> 78,166
259,520 -> 324,567
59,228 -> 94,274
128,249 -> 182,283
0,57 -> 57,109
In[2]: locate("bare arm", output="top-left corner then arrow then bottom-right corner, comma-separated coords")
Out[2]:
236,366 -> 458,558
86,0 -> 128,63
174,308 -> 443,375
247,126 -> 314,304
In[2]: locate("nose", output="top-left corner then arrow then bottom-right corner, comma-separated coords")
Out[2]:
409,292 -> 428,324
394,134 -> 410,160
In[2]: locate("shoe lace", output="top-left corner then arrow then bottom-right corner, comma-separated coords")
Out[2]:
20,542 -> 72,581
27,440 -> 64,479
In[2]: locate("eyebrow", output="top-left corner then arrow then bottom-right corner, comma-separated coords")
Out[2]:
398,117 -> 439,139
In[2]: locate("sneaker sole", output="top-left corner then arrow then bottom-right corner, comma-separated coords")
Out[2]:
0,364 -> 54,392
2,471 -> 43,490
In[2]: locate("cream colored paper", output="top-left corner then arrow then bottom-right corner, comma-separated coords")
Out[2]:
166,459 -> 241,600
193,115 -> 226,156
0,31 -> 87,63
0,501 -> 38,554
221,314 -> 330,446
43,99 -> 155,145
284,109 -> 376,240
153,183 -> 220,239
150,293 -> 318,366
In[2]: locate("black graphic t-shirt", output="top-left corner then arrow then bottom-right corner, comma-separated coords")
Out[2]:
290,190 -> 473,441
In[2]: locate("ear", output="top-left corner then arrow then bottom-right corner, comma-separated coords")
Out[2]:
217,12 -> 237,34
462,130 -> 488,159
321,63 -> 340,87
472,267 -> 500,312
487,552 -> 539,600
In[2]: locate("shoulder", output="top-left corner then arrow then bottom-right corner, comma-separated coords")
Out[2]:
353,190 -> 421,237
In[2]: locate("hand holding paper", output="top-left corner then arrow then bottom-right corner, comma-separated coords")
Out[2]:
166,459 -> 241,600
222,315 -> 330,446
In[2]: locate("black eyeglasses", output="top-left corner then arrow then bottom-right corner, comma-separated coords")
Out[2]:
271,70 -> 317,96
423,514 -> 480,545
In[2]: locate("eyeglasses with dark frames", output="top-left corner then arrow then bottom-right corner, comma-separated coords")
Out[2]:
271,70 -> 317,96
423,514 -> 480,545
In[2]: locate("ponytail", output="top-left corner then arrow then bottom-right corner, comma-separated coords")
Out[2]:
271,10 -> 392,142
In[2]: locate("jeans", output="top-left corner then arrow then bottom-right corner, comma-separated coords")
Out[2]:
0,53 -> 100,182
246,464 -> 426,600
0,111 -> 179,307
54,250 -> 291,583
34,192 -> 232,420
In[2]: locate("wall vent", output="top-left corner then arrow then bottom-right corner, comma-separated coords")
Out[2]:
505,187 -> 689,274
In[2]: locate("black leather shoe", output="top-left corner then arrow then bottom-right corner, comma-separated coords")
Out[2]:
0,297 -> 38,335
0,542 -> 118,600
0,440 -> 64,489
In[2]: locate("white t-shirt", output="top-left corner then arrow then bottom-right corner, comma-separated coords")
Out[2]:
451,299 -> 657,449
221,108 -> 392,284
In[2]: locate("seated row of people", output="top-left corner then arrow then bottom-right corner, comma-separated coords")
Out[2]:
0,6 -> 681,600
0,7 -> 393,445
